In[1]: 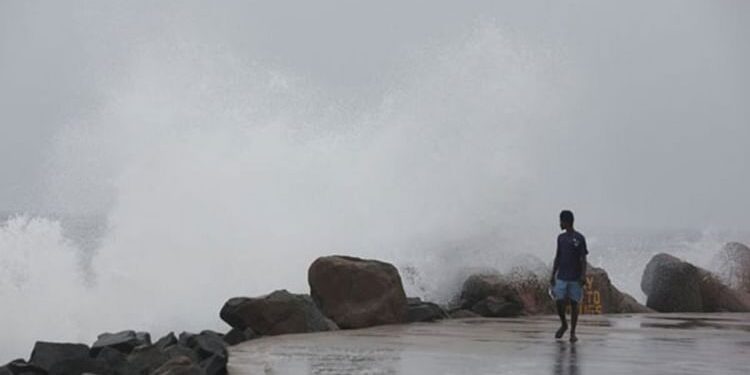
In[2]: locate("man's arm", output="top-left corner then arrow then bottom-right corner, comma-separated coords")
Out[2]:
579,254 -> 587,285
550,245 -> 560,286
579,236 -> 588,284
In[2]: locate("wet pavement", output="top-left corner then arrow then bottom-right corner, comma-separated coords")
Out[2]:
228,313 -> 750,374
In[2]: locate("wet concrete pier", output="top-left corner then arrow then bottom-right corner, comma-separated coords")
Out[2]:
228,313 -> 750,374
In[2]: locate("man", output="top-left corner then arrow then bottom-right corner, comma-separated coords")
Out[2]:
550,210 -> 588,342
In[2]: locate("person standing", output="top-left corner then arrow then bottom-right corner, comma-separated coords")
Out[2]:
550,210 -> 588,342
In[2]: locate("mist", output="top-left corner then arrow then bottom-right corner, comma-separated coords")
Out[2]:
0,0 -> 748,360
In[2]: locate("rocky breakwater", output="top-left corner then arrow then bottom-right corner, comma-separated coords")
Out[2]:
641,252 -> 750,313
454,262 -> 649,317
1,330 -> 230,375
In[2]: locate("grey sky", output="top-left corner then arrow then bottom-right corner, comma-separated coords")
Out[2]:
0,1 -> 748,229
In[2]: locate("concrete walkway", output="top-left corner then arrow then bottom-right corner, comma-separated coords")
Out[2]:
228,313 -> 750,374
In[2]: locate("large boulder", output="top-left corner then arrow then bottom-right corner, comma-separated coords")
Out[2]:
223,328 -> 257,346
584,265 -> 651,314
220,290 -> 337,335
406,298 -> 449,323
29,342 -> 90,372
458,274 -> 524,317
642,253 -> 750,312
91,330 -> 151,356
712,242 -> 750,293
308,255 -> 408,329
184,331 -> 227,361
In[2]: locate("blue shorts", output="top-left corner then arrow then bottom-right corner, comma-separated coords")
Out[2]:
553,279 -> 583,302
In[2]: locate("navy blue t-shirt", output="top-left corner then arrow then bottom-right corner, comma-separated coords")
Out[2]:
555,230 -> 588,281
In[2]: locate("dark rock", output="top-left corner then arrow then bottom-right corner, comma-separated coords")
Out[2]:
471,295 -> 523,317
91,330 -> 151,356
223,328 -> 257,346
642,253 -> 703,312
178,332 -> 197,348
713,242 -> 750,293
200,355 -> 227,375
6,359 -> 46,375
126,345 -> 170,374
7,361 -> 45,375
165,346 -> 201,363
220,290 -> 337,335
47,358 -> 113,375
642,253 -> 750,312
448,309 -> 481,318
406,298 -> 448,323
155,332 -> 178,350
29,342 -> 90,372
152,356 -> 204,375
186,331 -> 227,360
308,255 -> 408,329
94,346 -> 127,363
459,274 -> 524,317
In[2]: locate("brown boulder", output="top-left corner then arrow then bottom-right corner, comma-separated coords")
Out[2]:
220,290 -> 338,335
458,274 -> 525,317
308,255 -> 408,329
583,265 -> 651,314
641,253 -> 750,312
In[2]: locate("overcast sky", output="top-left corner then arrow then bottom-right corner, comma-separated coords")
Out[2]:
0,1 -> 748,229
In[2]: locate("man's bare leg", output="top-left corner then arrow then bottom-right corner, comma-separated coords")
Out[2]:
555,300 -> 568,339
569,301 -> 579,342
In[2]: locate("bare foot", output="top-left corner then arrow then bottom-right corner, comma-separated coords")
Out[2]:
570,334 -> 578,343
555,325 -> 568,339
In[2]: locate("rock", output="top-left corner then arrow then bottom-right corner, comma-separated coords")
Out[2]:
504,267 -> 557,315
642,253 -> 750,312
583,265 -> 651,314
91,330 -> 151,356
165,346 -> 201,363
29,342 -> 90,372
712,242 -> 750,293
223,328 -> 257,346
448,309 -> 481,318
472,295 -> 523,317
458,274 -> 524,317
5,359 -> 46,375
200,355 -> 227,375
47,358 -> 113,375
406,298 -> 448,323
126,345 -> 170,374
152,356 -> 204,375
308,255 -> 408,329
220,290 -> 337,335
185,331 -> 227,360
178,332 -> 196,347
155,332 -> 179,350
93,346 -> 130,372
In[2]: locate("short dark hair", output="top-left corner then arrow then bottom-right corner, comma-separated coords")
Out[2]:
560,210 -> 574,224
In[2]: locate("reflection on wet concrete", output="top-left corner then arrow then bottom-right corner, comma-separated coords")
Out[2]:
229,313 -> 750,375
553,342 -> 579,375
